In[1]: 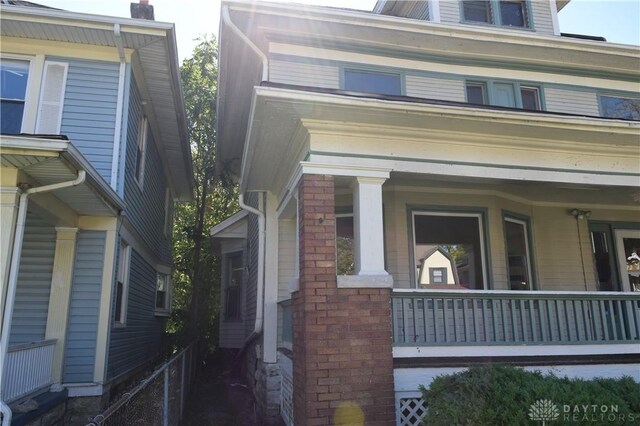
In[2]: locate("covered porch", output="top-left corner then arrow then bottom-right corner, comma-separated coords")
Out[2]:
0,135 -> 123,405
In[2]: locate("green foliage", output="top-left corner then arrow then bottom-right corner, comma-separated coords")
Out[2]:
167,35 -> 239,352
336,236 -> 354,275
420,364 -> 640,426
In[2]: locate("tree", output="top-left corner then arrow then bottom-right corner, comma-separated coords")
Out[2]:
168,36 -> 239,350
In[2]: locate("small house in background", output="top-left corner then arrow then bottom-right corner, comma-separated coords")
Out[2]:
214,0 -> 640,425
0,1 -> 192,424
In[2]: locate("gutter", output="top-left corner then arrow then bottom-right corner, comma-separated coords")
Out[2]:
110,24 -> 127,190
221,5 -> 268,81
0,171 -> 86,426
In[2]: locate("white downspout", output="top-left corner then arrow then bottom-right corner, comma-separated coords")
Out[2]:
110,24 -> 127,189
221,5 -> 268,81
0,171 -> 86,426
238,192 -> 265,345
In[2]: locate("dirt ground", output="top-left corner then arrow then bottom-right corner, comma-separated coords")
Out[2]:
181,352 -> 259,426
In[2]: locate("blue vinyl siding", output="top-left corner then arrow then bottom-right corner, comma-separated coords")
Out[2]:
107,249 -> 165,380
122,76 -> 172,264
63,231 -> 105,383
58,57 -> 119,182
9,211 -> 56,345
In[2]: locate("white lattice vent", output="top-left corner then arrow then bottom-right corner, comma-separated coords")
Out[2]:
399,397 -> 427,426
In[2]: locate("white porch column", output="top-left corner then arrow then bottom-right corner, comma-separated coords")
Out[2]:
353,177 -> 387,276
0,169 -> 19,327
45,227 -> 79,386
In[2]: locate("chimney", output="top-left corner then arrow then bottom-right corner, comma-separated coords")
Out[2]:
131,0 -> 155,20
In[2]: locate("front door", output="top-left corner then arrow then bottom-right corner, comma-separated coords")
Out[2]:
614,229 -> 640,292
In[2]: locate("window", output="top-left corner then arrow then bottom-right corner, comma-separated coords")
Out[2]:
599,95 -> 640,121
520,86 -> 541,111
225,253 -> 243,320
429,267 -> 447,284
466,82 -> 487,105
343,69 -> 402,96
156,273 -> 171,312
413,211 -> 487,289
336,214 -> 355,275
115,241 -> 131,325
1,59 -> 29,134
462,0 -> 530,29
504,216 -> 533,290
463,1 -> 492,23
135,117 -> 148,186
465,80 -> 542,111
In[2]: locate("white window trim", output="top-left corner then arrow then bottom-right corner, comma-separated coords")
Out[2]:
114,240 -> 131,328
155,272 -> 172,316
412,211 -> 489,289
135,116 -> 148,189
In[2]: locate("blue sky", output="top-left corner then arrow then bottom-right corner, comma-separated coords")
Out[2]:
33,1 -> 640,60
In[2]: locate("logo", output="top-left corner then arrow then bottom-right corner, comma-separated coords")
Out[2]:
529,399 -> 560,425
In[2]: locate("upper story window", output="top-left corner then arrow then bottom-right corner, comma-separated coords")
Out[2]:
465,80 -> 542,111
135,116 -> 149,187
156,273 -> 171,313
462,0 -> 531,29
1,59 -> 29,134
343,69 -> 402,96
599,95 -> 640,121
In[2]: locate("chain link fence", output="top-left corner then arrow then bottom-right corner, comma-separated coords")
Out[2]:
86,343 -> 197,426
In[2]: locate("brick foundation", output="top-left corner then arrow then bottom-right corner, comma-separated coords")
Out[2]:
292,174 -> 395,426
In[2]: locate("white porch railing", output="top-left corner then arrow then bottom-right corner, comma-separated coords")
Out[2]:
4,339 -> 56,402
392,290 -> 640,347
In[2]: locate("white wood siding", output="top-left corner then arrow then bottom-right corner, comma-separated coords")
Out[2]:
438,0 -> 460,24
530,0 -> 555,35
405,75 -> 465,101
544,87 -> 600,117
270,59 -> 339,89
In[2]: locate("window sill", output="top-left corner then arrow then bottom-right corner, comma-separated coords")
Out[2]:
459,20 -> 533,32
113,322 -> 126,329
154,309 -> 171,317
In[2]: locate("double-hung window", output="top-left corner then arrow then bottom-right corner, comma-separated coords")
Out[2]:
224,253 -> 244,320
504,216 -> 534,290
135,117 -> 149,187
462,1 -> 531,29
156,273 -> 171,312
599,95 -> 640,121
1,59 -> 29,134
465,80 -> 542,111
343,69 -> 402,96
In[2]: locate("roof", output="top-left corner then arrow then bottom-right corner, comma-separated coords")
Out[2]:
0,3 -> 194,201
1,134 -> 125,215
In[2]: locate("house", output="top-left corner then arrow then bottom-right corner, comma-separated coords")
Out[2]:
213,0 -> 640,425
0,1 -> 192,424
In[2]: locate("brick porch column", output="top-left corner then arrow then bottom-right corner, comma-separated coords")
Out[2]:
293,174 -> 395,426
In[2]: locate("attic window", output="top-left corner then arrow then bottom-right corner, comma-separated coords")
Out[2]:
343,69 -> 402,96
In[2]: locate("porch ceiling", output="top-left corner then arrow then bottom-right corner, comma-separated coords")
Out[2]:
240,86 -> 640,193
1,135 -> 124,216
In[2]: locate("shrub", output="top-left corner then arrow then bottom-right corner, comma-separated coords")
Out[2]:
420,365 -> 640,426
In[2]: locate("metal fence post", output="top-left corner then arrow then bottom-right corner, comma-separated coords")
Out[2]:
163,367 -> 169,426
180,351 -> 186,419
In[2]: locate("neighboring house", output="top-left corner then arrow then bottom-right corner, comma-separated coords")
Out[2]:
213,0 -> 640,425
0,1 -> 192,424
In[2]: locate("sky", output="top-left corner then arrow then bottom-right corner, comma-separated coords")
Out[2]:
31,0 -> 640,61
